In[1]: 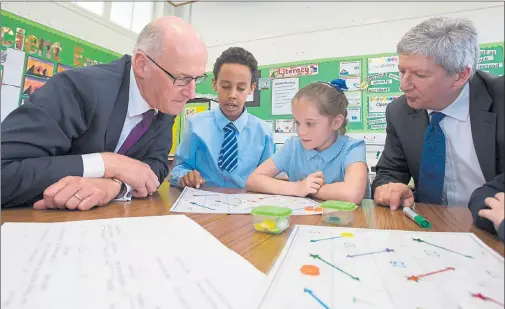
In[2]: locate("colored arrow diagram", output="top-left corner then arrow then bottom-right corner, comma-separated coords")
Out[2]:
189,202 -> 215,210
310,254 -> 360,281
407,266 -> 455,282
215,200 -> 237,207
304,288 -> 330,309
347,248 -> 395,258
471,293 -> 504,306
310,232 -> 354,243
412,238 -> 473,258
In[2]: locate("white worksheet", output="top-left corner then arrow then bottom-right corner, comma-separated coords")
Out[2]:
1,215 -> 266,309
250,225 -> 504,309
170,187 -> 321,215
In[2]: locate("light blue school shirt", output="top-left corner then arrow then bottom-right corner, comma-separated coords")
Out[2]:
272,135 -> 370,197
170,107 -> 274,188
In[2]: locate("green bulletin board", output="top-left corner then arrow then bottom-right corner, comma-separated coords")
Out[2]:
1,10 -> 121,105
196,42 -> 504,134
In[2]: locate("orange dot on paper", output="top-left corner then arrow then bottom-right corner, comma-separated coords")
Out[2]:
300,265 -> 320,276
304,206 -> 323,212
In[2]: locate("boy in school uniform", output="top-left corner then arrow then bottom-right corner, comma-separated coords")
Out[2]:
170,47 -> 274,189
469,173 -> 504,242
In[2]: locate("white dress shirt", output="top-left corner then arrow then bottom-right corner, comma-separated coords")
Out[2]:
427,83 -> 486,206
81,67 -> 156,200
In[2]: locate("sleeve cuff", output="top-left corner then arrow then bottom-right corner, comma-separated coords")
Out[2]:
81,153 -> 105,178
113,183 -> 133,201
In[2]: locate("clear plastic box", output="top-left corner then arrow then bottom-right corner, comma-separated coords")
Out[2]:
251,205 -> 292,234
320,200 -> 358,225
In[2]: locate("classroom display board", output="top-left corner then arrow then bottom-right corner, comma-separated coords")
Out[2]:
196,42 -> 504,134
169,99 -> 213,156
0,10 -> 121,109
251,224 -> 504,309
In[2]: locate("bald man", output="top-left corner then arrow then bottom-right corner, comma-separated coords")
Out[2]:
1,16 -> 208,210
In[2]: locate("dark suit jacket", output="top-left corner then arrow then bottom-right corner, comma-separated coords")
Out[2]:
372,70 -> 504,202
468,173 -> 504,242
1,55 -> 175,208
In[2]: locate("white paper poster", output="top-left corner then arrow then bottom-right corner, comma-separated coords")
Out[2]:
1,48 -> 25,87
339,61 -> 361,76
345,92 -> 362,107
342,76 -> 361,91
1,84 -> 21,122
368,96 -> 398,114
272,78 -> 299,115
368,56 -> 399,74
347,108 -> 361,123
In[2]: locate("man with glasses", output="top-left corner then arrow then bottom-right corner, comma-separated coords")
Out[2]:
1,16 -> 208,210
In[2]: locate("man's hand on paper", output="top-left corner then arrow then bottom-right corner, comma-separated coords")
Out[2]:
102,152 -> 160,197
374,182 -> 414,210
33,176 -> 121,211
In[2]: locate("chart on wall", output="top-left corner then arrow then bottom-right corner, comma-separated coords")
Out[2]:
0,10 -> 120,112
479,45 -> 504,76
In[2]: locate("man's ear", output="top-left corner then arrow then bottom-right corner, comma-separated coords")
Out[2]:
132,52 -> 149,78
453,66 -> 472,88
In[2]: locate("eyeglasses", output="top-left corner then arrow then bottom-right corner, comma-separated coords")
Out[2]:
143,53 -> 207,87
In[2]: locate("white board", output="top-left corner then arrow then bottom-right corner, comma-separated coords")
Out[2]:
170,187 -> 321,215
250,225 -> 504,309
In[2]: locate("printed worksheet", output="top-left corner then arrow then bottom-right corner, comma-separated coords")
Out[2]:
1,215 -> 266,309
170,187 -> 322,215
250,225 -> 504,309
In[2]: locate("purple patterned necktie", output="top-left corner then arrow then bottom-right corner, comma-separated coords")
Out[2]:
117,109 -> 156,155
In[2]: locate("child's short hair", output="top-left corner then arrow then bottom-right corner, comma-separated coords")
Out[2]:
213,47 -> 258,83
292,82 -> 349,134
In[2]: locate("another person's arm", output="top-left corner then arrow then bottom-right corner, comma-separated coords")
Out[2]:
311,141 -> 368,204
246,139 -> 323,197
1,73 -> 94,208
372,104 -> 414,209
469,174 -> 504,241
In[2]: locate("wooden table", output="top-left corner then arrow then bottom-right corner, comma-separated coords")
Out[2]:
2,181 -> 503,273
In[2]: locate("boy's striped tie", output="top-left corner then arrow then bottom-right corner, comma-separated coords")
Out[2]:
218,123 -> 238,173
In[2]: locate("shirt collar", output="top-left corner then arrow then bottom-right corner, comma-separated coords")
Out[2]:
128,67 -> 158,117
214,106 -> 249,133
427,82 -> 469,122
303,135 -> 347,162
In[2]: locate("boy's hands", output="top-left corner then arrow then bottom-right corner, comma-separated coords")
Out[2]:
180,170 -> 205,189
479,192 -> 505,232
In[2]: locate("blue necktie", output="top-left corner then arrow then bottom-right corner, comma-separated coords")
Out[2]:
218,123 -> 238,173
417,112 -> 446,204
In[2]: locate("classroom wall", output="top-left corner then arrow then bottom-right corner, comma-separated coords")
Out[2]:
191,2 -> 505,71
1,1 -> 169,55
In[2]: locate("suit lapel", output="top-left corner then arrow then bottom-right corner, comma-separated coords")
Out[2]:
104,58 -> 131,152
469,75 -> 496,181
407,107 -> 429,179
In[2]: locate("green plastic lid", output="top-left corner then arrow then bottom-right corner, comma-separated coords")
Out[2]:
251,205 -> 293,217
320,200 -> 357,211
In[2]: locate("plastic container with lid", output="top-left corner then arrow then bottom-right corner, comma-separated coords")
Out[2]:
320,200 -> 358,225
251,206 -> 292,234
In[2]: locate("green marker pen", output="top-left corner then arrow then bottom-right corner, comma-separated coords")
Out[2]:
403,207 -> 431,229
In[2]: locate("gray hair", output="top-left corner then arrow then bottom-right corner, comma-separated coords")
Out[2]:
133,22 -> 164,58
397,17 -> 479,77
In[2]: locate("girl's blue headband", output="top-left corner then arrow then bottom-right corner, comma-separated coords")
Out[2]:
321,78 -> 348,92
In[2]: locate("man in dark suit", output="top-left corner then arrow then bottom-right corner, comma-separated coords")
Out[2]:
372,17 -> 504,209
1,16 -> 208,210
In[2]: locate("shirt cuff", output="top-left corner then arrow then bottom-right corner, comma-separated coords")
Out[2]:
81,153 -> 105,178
113,183 -> 133,201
